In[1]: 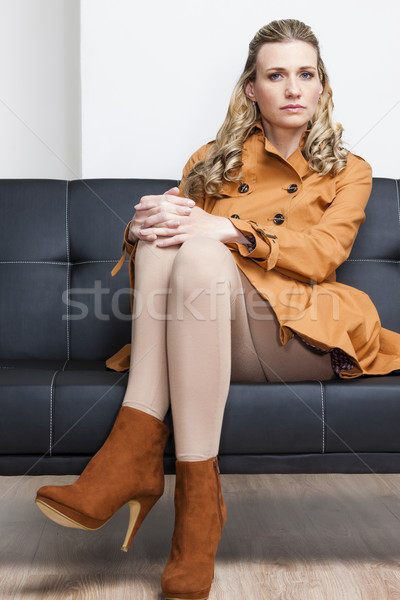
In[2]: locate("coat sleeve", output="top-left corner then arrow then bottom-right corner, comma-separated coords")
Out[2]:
110,220 -> 138,311
226,154 -> 373,284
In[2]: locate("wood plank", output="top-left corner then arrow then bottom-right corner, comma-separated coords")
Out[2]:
1,474 -> 400,599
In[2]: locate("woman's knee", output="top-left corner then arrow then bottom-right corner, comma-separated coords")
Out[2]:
171,237 -> 234,286
135,239 -> 180,270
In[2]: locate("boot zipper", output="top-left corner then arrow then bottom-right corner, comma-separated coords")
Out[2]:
213,458 -> 223,529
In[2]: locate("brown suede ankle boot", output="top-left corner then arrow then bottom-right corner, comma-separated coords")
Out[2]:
35,406 -> 170,551
161,457 -> 227,600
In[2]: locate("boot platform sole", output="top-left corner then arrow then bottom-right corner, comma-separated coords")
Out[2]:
35,499 -> 105,530
164,597 -> 208,600
164,587 -> 211,600
35,496 -> 159,552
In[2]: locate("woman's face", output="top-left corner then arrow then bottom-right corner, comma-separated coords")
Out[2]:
245,40 -> 323,136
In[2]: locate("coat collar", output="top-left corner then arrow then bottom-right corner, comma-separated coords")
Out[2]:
245,121 -> 311,179
286,130 -> 311,178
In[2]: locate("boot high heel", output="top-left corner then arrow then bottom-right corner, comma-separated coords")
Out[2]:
35,406 -> 170,551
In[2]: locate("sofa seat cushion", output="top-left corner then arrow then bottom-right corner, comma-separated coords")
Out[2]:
0,366 -> 128,456
1,367 -> 400,462
219,377 -> 400,455
325,375 -> 400,452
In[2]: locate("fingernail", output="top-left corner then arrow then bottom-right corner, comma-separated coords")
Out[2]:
188,200 -> 195,207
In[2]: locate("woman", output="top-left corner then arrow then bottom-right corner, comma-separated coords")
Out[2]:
35,19 -> 400,600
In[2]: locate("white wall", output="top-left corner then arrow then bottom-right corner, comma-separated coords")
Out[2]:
0,1 -> 397,179
0,0 -> 81,178
81,0 -> 400,180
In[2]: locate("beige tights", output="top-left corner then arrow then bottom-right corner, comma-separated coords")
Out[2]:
122,238 -> 335,461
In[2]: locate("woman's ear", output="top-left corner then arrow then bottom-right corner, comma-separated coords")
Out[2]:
244,80 -> 256,102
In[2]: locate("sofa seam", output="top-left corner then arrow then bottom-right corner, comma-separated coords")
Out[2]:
66,181 -> 70,361
0,260 -> 122,265
49,369 -> 59,456
346,259 -> 399,263
2,256 -> 398,265
315,380 -> 325,453
73,260 -> 124,265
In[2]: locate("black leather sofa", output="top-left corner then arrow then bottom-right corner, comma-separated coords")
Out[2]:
0,178 -> 399,476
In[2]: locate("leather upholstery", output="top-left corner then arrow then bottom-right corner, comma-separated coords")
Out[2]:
0,177 -> 399,474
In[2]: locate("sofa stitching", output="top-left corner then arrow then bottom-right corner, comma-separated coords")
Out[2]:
66,181 -> 70,361
0,260 -> 122,265
322,383 -> 326,453
0,261 -> 70,265
2,257 -> 398,265
316,381 -> 325,453
346,259 -> 399,263
74,260 -> 124,265
49,370 -> 59,456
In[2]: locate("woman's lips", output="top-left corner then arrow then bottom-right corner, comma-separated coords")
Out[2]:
280,105 -> 305,113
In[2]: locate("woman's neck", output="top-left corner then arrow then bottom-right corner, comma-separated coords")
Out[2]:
261,120 -> 308,159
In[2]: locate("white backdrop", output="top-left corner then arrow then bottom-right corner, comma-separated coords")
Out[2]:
0,0 -> 81,179
81,0 -> 400,180
0,1 -> 398,180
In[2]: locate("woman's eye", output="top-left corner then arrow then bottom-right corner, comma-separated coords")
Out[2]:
300,72 -> 313,79
269,73 -> 282,81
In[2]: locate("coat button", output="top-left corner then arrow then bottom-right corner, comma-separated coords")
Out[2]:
273,213 -> 285,225
238,183 -> 249,193
287,184 -> 298,193
230,214 -> 240,219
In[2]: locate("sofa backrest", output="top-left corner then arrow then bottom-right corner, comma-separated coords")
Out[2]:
0,178 -> 176,361
335,178 -> 400,334
0,177 -> 399,361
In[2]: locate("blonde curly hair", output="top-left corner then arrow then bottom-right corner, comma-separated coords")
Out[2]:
183,19 -> 348,202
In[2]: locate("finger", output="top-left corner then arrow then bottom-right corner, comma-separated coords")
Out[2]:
135,200 -> 159,211
139,226 -> 182,238
164,194 -> 195,207
140,212 -> 168,228
140,220 -> 180,232
140,204 -> 191,220
145,220 -> 181,230
137,232 -> 157,242
163,186 -> 180,196
156,234 -> 188,247
142,210 -> 188,229
136,205 -> 191,230
168,205 -> 193,216
135,194 -> 169,211
135,195 -> 194,211
135,192 -> 195,216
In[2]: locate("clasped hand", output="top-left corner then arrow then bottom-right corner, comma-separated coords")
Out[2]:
128,187 -> 232,247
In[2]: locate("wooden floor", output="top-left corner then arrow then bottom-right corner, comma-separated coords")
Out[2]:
2,473 -> 400,599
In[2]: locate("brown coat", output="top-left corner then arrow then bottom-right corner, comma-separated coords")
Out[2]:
107,123 -> 400,378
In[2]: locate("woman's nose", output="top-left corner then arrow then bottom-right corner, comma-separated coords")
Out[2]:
285,77 -> 301,97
